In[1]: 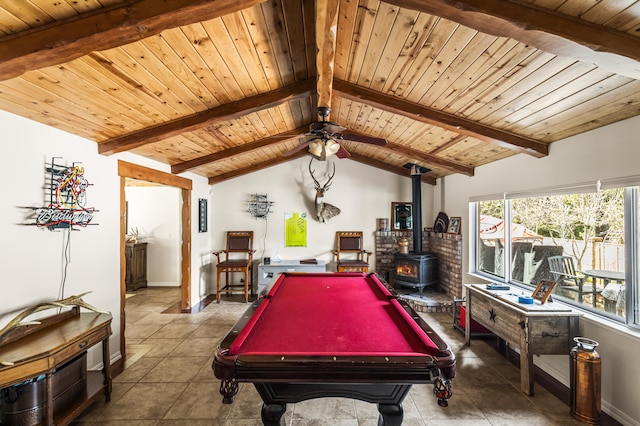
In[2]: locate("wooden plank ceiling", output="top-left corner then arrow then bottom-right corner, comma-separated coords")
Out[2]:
1,0 -> 639,185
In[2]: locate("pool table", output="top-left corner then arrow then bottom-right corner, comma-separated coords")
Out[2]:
212,272 -> 455,426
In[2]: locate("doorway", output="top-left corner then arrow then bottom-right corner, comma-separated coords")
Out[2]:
118,160 -> 192,358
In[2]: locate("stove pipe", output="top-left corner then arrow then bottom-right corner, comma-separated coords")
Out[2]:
405,164 -> 431,253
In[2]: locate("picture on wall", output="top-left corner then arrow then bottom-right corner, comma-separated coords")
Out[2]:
285,212 -> 307,247
392,202 -> 413,230
198,198 -> 208,233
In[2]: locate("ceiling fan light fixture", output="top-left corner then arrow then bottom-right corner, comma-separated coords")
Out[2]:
308,139 -> 325,157
325,139 -> 340,156
308,138 -> 340,159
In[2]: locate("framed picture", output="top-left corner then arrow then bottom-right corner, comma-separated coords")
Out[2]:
532,280 -> 556,304
198,198 -> 208,233
447,216 -> 461,234
391,202 -> 413,230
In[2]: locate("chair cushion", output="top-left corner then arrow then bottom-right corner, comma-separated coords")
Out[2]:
218,260 -> 250,267
338,260 -> 368,267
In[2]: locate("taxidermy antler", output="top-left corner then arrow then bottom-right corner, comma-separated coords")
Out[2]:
0,292 -> 106,366
309,159 -> 340,223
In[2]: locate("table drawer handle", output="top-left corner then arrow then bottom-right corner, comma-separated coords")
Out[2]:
286,268 -> 296,272
78,340 -> 89,349
542,331 -> 559,338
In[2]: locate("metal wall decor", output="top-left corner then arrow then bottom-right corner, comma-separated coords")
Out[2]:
247,194 -> 274,219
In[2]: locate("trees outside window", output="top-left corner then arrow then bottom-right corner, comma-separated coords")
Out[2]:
473,188 -> 629,323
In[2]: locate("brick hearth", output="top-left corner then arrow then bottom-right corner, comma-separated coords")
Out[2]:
375,230 -> 462,313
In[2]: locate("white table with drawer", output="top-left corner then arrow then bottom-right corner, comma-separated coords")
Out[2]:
257,260 -> 327,294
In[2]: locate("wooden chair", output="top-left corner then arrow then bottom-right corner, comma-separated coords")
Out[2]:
332,231 -> 372,272
547,255 -> 602,306
213,231 -> 255,303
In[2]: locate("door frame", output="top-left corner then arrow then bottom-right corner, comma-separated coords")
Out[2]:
118,160 -> 192,357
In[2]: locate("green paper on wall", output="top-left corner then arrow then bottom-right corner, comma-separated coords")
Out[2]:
285,212 -> 307,247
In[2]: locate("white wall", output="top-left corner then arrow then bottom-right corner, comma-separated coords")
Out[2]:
0,110 -> 212,367
442,115 -> 640,425
209,158 -> 434,266
126,186 -> 181,287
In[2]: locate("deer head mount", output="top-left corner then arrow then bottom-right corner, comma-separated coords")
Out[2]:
309,159 -> 340,223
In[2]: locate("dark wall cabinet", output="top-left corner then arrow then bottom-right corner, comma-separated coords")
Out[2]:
126,242 -> 148,291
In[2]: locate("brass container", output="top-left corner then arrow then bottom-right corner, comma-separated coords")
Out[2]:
398,237 -> 409,254
570,337 -> 601,425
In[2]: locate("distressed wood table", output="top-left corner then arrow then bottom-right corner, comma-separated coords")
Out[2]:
464,284 -> 581,395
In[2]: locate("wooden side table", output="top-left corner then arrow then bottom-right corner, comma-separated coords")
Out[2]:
0,307 -> 112,425
464,284 -> 581,395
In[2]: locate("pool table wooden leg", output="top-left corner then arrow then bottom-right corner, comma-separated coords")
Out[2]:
261,402 -> 286,426
377,403 -> 403,426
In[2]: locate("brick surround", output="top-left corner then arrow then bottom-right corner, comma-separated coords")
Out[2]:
375,230 -> 463,313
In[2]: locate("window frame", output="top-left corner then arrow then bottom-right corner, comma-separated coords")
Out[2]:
470,183 -> 638,328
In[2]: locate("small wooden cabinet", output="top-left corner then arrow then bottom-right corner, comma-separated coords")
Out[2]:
0,307 -> 112,426
126,242 -> 147,291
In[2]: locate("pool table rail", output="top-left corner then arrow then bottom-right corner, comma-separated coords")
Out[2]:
214,349 -> 446,383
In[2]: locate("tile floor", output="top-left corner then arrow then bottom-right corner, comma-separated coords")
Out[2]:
73,286 -> 583,425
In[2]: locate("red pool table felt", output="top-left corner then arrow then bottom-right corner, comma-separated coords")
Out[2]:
229,272 -> 439,358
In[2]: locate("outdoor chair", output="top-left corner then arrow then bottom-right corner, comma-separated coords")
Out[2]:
547,255 -> 602,307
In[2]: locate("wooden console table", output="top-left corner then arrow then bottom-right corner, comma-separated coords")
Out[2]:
464,284 -> 580,395
0,307 -> 112,425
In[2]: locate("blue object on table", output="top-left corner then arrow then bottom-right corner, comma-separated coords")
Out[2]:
487,284 -> 510,290
518,296 -> 534,304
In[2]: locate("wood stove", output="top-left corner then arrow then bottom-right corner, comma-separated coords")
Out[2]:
394,252 -> 437,296
393,163 -> 438,297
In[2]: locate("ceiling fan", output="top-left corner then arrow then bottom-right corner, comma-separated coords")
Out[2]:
283,106 -> 387,161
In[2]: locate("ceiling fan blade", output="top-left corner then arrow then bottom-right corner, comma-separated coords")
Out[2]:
282,140 -> 312,156
339,133 -> 387,146
324,123 -> 346,134
336,144 -> 351,159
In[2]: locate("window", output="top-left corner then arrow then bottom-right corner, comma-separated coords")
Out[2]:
477,200 -> 505,280
472,184 -> 637,326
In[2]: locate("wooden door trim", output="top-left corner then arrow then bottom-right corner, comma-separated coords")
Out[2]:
117,160 -> 192,358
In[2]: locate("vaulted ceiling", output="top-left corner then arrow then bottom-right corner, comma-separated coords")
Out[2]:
1,0 -> 639,185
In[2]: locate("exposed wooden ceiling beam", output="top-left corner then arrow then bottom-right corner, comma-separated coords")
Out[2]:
0,0 -> 267,81
386,0 -> 640,80
99,79 -> 315,155
348,153 -> 437,186
381,142 -> 474,176
315,0 -> 340,116
429,134 -> 467,155
172,126 -> 308,174
333,79 -> 548,158
339,129 -> 474,176
208,150 -> 308,185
